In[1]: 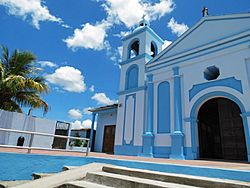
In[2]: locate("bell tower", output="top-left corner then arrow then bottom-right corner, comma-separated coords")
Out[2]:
114,17 -> 164,156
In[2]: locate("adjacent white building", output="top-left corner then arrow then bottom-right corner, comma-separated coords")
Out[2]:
0,109 -> 71,149
90,11 -> 250,162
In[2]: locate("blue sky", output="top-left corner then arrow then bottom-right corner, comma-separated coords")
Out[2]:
0,0 -> 249,129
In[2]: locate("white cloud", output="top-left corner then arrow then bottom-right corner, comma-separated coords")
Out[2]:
162,40 -> 172,50
91,93 -> 117,105
83,107 -> 92,115
68,109 -> 83,120
37,61 -> 58,68
71,119 -> 97,130
104,0 -> 143,28
0,0 -> 64,29
64,0 -> 174,56
71,120 -> 83,130
103,0 -> 174,28
108,45 -> 123,63
64,20 -> 111,50
167,17 -> 189,37
117,46 -> 123,58
114,31 -> 132,38
82,119 -> 93,129
145,0 -> 174,20
45,66 -> 86,93
89,85 -> 95,92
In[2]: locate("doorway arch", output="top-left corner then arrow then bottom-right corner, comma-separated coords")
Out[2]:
190,91 -> 250,162
197,97 -> 247,161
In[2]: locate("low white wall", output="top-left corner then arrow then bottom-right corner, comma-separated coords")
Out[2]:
0,109 -> 57,149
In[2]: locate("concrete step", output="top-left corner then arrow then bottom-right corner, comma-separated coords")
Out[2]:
32,172 -> 55,180
58,180 -> 113,188
102,165 -> 250,188
62,166 -> 78,171
13,163 -> 104,188
0,180 -> 30,188
85,171 -> 199,188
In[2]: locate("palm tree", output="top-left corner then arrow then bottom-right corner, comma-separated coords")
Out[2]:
0,46 -> 49,114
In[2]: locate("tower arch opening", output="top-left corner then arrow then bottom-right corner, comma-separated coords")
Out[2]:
129,40 -> 139,59
150,42 -> 157,58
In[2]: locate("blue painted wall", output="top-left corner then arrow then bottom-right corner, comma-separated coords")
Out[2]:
125,64 -> 139,90
157,81 -> 171,133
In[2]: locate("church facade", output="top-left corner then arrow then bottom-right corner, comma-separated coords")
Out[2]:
114,12 -> 250,161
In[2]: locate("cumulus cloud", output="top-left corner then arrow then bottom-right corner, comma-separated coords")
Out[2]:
37,61 -> 58,68
108,45 -> 123,63
114,31 -> 132,38
64,0 -> 174,54
91,93 -> 117,105
89,85 -> 95,92
117,46 -> 123,58
82,119 -> 93,129
83,107 -> 92,115
103,0 -> 174,28
145,0 -> 175,20
167,17 -> 189,37
45,66 -> 86,93
71,120 -> 82,130
71,119 -> 97,130
68,109 -> 83,120
162,40 -> 172,50
64,20 -> 111,50
0,0 -> 65,29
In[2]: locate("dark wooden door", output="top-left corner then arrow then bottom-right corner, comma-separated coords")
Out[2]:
198,99 -> 223,159
102,125 -> 116,154
198,98 -> 247,161
218,98 -> 247,161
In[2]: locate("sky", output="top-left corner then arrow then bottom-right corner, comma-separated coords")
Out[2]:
0,0 -> 249,129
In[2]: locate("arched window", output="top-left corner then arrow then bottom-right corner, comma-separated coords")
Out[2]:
128,40 -> 139,59
126,65 -> 139,90
157,81 -> 170,133
150,42 -> 157,58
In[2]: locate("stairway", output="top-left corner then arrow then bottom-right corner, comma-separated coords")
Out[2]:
59,165 -> 250,188
5,163 -> 250,188
0,165 -> 79,188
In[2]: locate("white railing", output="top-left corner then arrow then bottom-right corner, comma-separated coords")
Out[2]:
0,128 -> 90,156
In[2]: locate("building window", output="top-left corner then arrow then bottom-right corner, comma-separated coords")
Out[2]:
128,40 -> 139,59
204,66 -> 220,81
150,42 -> 157,58
157,81 -> 170,133
126,65 -> 139,90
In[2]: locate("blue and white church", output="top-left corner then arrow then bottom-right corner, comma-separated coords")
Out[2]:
90,11 -> 250,162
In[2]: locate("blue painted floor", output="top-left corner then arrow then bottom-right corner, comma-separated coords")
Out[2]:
0,152 -> 250,182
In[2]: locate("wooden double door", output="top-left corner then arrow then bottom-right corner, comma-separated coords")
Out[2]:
198,98 -> 247,161
102,125 -> 116,154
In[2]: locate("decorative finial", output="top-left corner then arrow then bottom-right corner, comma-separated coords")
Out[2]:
202,7 -> 209,17
139,14 -> 150,27
142,14 -> 146,21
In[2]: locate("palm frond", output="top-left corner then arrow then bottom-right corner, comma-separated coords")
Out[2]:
1,46 -> 9,65
0,47 -> 50,114
0,100 -> 22,113
15,92 -> 49,114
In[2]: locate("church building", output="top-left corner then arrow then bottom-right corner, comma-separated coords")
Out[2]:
90,10 -> 250,162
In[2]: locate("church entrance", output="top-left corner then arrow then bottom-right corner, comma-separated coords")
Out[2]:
197,97 -> 247,161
